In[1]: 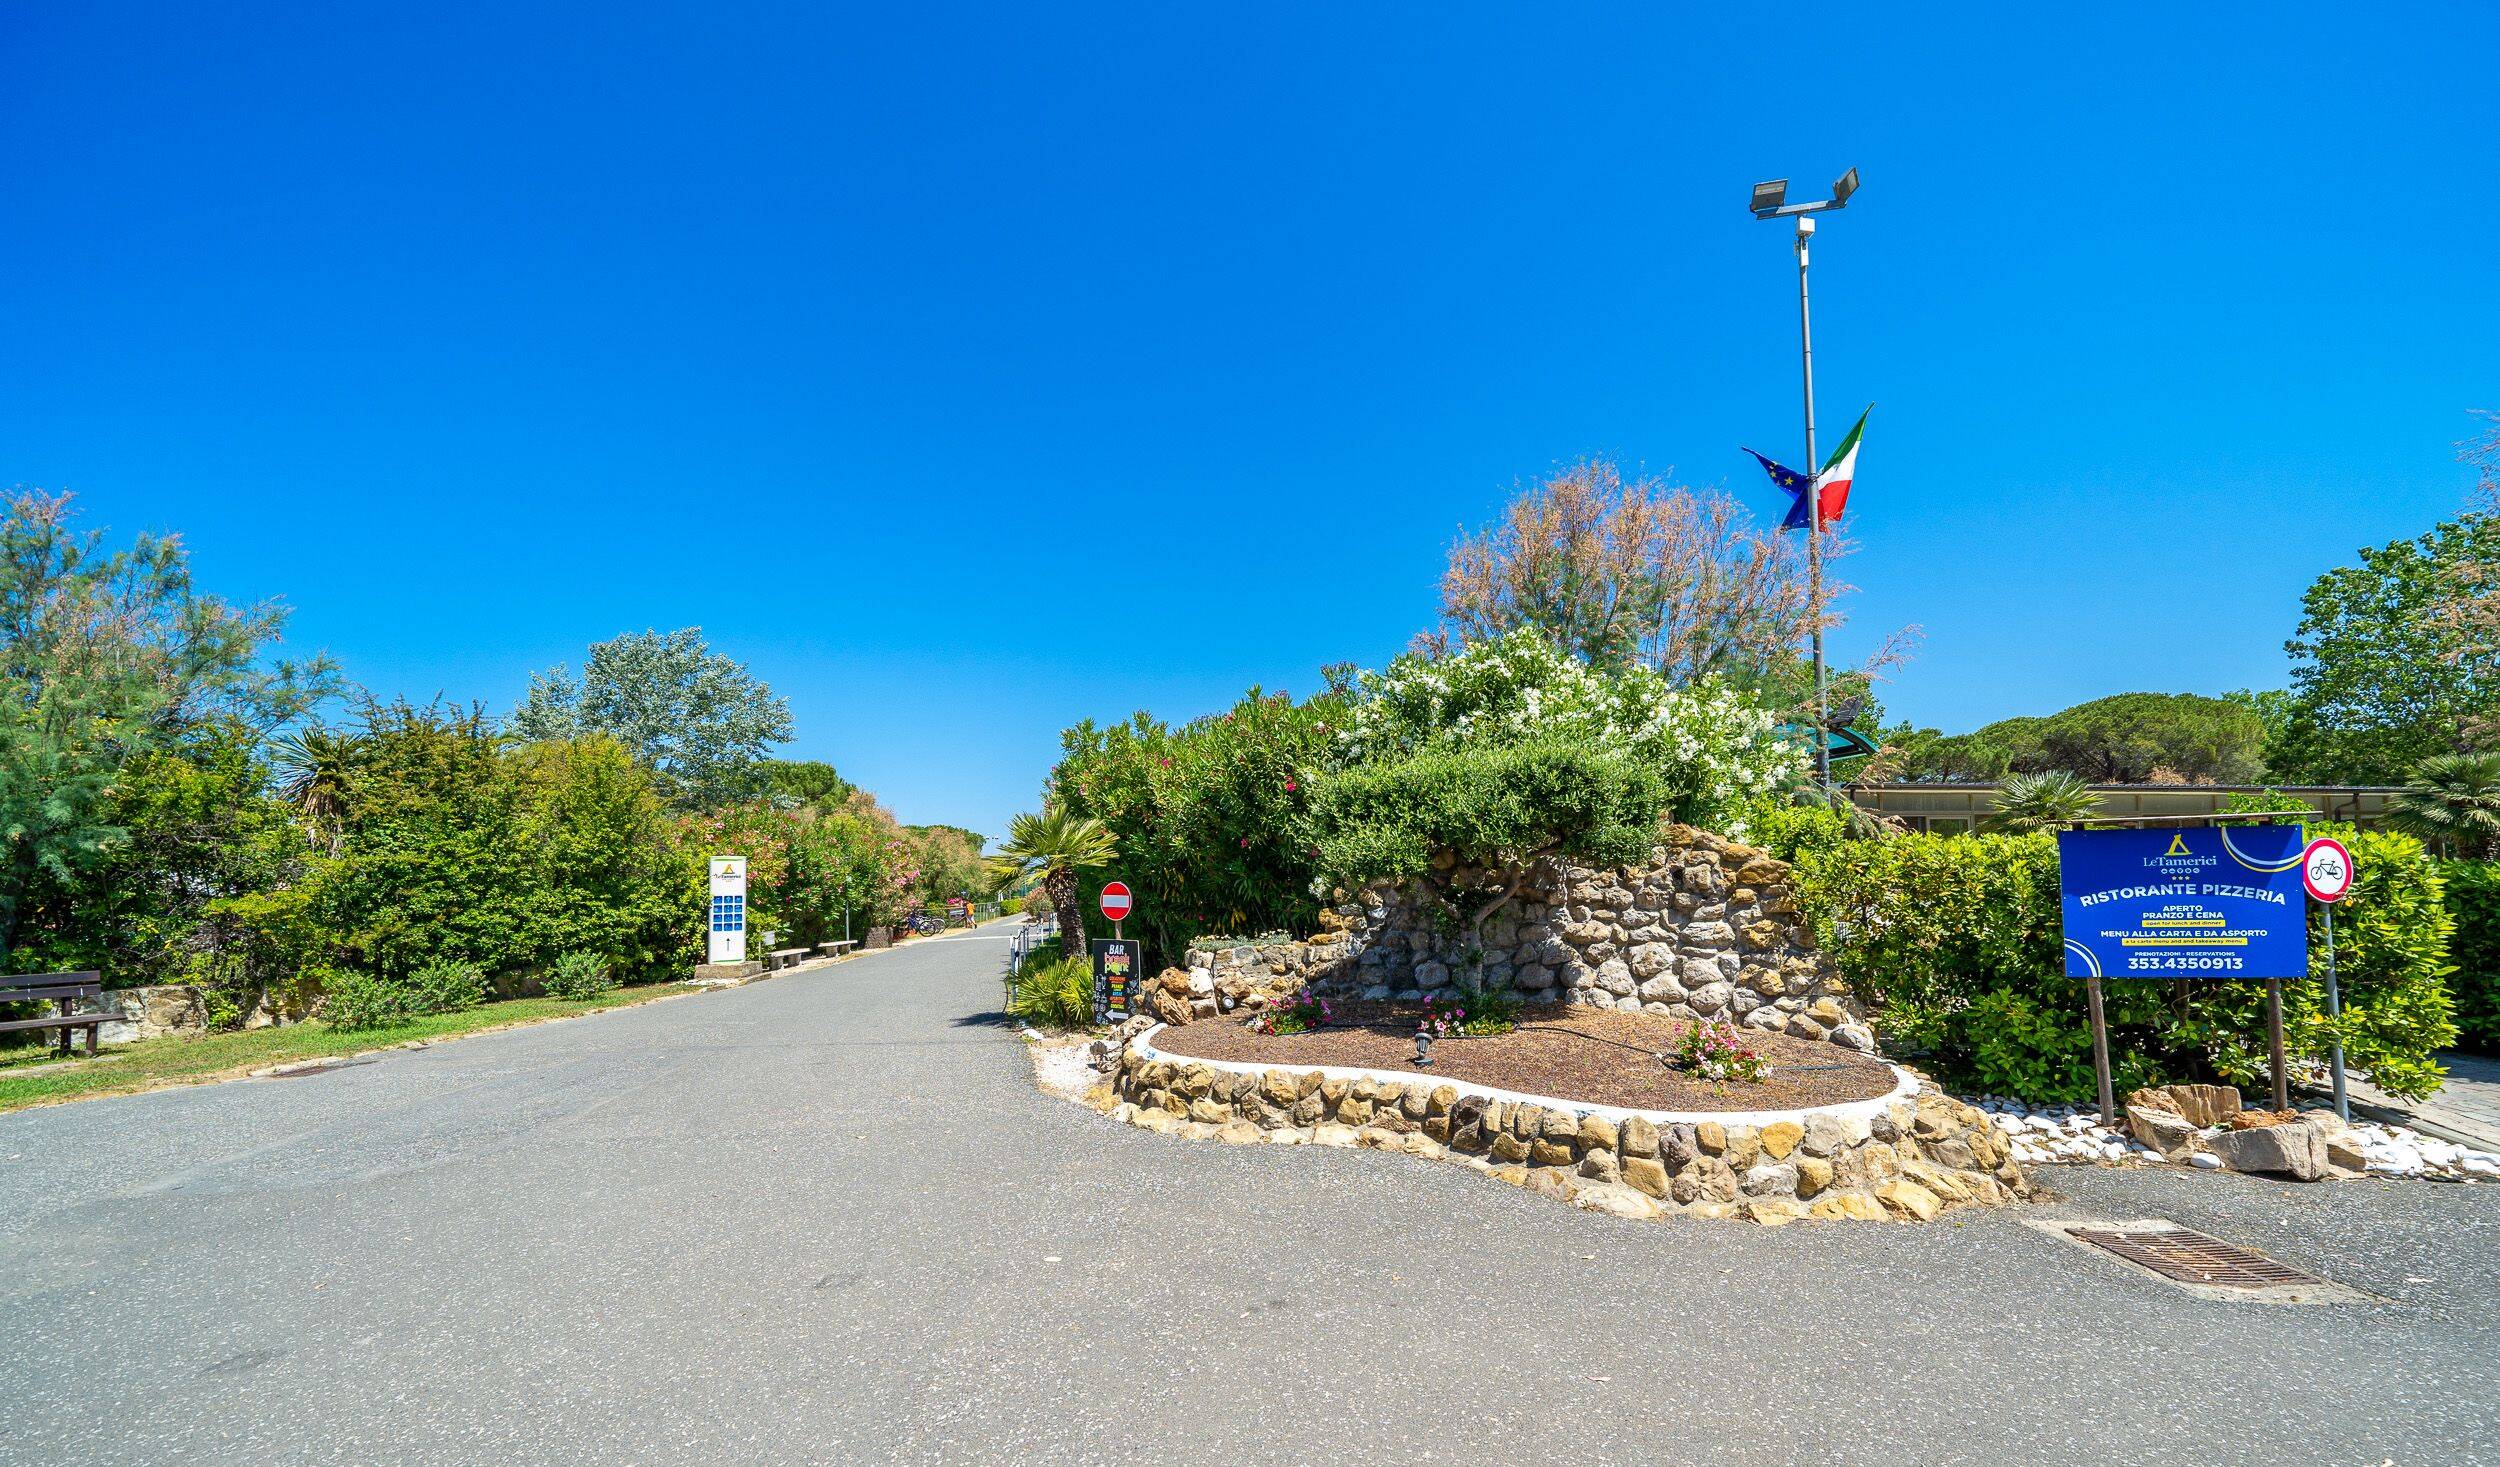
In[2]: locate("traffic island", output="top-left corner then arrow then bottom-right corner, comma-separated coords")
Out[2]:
1098,1010 -> 2030,1225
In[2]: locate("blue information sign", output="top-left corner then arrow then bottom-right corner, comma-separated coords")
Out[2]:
2056,825 -> 2309,979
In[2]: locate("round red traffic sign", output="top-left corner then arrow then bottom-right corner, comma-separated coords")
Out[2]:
1099,882 -> 1133,922
2301,837 -> 2354,903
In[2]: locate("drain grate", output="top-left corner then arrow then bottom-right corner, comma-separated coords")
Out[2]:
2067,1227 -> 2323,1289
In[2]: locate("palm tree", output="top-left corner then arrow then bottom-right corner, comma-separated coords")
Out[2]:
986,809 -> 1116,949
2386,751 -> 2500,858
269,726 -> 361,854
1983,770 -> 2101,834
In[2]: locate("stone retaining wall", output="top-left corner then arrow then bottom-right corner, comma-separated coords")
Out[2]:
1108,1030 -> 2027,1225
1154,825 -> 1871,1053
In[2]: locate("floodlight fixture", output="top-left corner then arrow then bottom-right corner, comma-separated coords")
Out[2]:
1831,167 -> 1859,205
1750,179 -> 1788,217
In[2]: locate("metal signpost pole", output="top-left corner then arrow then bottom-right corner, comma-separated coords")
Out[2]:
2323,903 -> 2347,1121
2267,978 -> 2290,1113
2086,974 -> 2115,1127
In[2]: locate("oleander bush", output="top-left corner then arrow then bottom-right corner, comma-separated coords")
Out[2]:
1790,824 -> 2458,1101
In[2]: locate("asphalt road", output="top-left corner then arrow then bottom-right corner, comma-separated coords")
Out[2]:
4,926 -> 2497,1466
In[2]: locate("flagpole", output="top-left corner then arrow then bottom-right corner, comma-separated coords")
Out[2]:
1796,215 -> 1828,787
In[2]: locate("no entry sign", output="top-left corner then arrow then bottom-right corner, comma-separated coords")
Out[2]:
1099,882 -> 1133,923
2302,837 -> 2355,904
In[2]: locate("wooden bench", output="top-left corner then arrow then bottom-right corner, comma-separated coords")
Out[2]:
0,971 -> 111,1057
767,947 -> 812,971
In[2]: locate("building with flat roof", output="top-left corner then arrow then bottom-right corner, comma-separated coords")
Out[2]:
1848,783 -> 2404,835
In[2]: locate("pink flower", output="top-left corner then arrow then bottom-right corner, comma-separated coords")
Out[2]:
1239,837 -> 1250,847
1283,779 -> 1297,792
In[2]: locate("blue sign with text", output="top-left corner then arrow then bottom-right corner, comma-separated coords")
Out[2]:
2057,825 -> 2309,979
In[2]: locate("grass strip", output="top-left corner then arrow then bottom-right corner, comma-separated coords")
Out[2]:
0,982 -> 694,1116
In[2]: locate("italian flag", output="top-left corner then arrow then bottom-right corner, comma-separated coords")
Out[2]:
1812,407 -> 1868,527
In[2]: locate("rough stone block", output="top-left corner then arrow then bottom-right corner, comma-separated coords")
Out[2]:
2127,1083 -> 2241,1128
1874,1179 -> 1941,1221
2204,1118 -> 2328,1181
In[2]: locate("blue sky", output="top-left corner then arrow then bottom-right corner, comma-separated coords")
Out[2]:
5,4 -> 2494,840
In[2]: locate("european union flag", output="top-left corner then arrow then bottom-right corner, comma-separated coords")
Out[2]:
1742,448 -> 1815,530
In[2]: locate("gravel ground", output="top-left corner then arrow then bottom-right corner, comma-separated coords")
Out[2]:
3,924 -> 2496,1466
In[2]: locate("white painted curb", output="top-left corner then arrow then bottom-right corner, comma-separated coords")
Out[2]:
1129,1022 -> 1921,1129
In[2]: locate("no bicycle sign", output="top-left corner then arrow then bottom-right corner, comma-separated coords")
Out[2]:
2301,836 -> 2354,904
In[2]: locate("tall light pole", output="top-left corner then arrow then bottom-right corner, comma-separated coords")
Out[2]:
1751,167 -> 1859,788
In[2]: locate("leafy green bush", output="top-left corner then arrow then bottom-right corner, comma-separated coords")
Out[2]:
1312,741 -> 1667,892
323,957 -> 488,1031
2437,860 -> 2498,1054
404,958 -> 488,1015
1792,824 -> 2459,1101
1052,687 -> 1339,968
1743,799 -> 1852,865
1333,630 -> 1797,837
1006,956 -> 1096,1030
545,951 -> 618,1001
321,969 -> 411,1031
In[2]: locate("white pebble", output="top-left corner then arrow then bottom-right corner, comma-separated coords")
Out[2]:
2189,1153 -> 2223,1170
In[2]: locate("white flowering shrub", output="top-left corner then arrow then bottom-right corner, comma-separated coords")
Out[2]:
1334,630 -> 1801,836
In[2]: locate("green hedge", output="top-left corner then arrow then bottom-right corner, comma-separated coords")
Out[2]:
2444,860 -> 2500,1054
1789,824 -> 2458,1102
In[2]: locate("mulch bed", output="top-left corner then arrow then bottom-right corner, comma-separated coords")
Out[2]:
1149,1002 -> 1897,1112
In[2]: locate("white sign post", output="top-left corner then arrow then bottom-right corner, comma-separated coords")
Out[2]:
709,855 -> 749,966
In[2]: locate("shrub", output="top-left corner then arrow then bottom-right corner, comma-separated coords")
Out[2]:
1051,688 -> 1339,967
324,957 -> 488,1031
1007,957 -> 1096,1030
546,951 -> 618,1001
403,958 -> 488,1015
1313,741 -> 1668,895
1333,630 -> 1798,838
1791,824 -> 2459,1102
321,968 -> 411,1031
1743,799 -> 1852,865
2445,860 -> 2500,1054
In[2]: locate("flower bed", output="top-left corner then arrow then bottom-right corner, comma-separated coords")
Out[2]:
1107,1019 -> 2028,1225
1151,1003 -> 1896,1112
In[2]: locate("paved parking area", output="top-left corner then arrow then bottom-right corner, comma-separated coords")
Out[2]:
3,927 -> 2495,1465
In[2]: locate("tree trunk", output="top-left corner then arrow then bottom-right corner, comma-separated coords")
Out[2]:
1045,869 -> 1085,959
